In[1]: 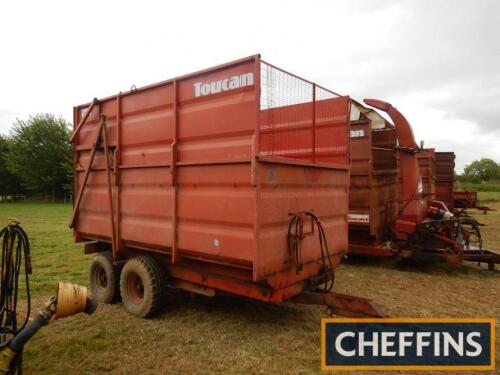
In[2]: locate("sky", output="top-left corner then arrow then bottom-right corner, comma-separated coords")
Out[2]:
0,0 -> 498,172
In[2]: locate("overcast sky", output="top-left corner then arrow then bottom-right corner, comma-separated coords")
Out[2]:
1,0 -> 498,172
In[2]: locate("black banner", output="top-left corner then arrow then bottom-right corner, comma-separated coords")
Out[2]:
322,318 -> 495,370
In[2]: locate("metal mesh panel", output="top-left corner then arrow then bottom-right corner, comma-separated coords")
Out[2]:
313,86 -> 349,164
259,62 -> 349,164
260,62 -> 313,161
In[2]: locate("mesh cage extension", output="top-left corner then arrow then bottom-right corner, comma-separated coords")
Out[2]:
259,62 -> 349,165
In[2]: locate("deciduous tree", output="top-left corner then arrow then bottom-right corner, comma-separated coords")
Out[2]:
0,135 -> 22,199
6,114 -> 72,201
462,158 -> 500,182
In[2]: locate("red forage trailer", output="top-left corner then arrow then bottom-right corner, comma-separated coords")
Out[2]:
70,55 -> 383,318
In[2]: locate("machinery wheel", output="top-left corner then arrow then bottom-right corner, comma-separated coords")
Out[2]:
89,251 -> 121,304
120,256 -> 167,318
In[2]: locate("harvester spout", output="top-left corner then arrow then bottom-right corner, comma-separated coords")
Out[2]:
363,99 -> 418,149
363,98 -> 425,228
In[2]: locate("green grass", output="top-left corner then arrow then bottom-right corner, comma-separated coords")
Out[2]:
455,181 -> 500,193
0,203 -> 89,295
475,191 -> 500,203
0,199 -> 498,374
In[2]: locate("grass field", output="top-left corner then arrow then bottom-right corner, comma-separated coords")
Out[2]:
0,196 -> 498,374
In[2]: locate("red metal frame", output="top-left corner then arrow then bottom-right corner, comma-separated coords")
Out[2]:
69,115 -> 106,229
70,113 -> 117,258
312,83 -> 316,163
417,148 -> 436,201
364,99 -> 426,225
100,114 -> 116,258
115,93 -> 123,252
71,56 -> 383,317
70,99 -> 97,143
453,190 -> 495,214
347,99 -> 499,270
435,152 -> 455,209
171,79 -> 179,264
348,101 -> 398,254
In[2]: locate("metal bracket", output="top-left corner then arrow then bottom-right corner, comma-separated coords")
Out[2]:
291,290 -> 387,318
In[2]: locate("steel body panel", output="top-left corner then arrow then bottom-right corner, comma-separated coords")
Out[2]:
348,120 -> 398,249
453,190 -> 478,208
364,99 -> 427,224
260,98 -> 349,165
435,152 -> 455,209
255,160 -> 348,281
73,56 -> 349,300
417,148 -> 436,201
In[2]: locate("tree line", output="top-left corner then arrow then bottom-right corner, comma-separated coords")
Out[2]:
457,158 -> 500,183
1,113 -> 499,201
0,114 -> 72,201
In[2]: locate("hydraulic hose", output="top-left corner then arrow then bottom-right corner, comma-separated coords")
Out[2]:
7,311 -> 50,354
0,221 -> 32,375
287,211 -> 335,293
0,222 -> 97,374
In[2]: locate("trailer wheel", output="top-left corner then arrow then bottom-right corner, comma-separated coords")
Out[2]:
120,256 -> 166,318
89,251 -> 121,304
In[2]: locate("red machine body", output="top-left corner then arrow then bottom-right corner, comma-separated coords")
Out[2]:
70,56 -> 384,317
417,148 -> 436,201
348,99 -> 499,269
435,152 -> 455,209
363,99 -> 427,238
348,100 -> 398,256
434,152 -> 494,214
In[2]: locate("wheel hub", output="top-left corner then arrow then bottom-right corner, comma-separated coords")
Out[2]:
127,272 -> 144,305
94,266 -> 108,292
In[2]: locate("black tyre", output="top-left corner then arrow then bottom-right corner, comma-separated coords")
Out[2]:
120,256 -> 167,318
89,251 -> 121,304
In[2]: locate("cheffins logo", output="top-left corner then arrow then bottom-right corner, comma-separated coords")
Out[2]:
194,72 -> 253,97
321,318 -> 495,371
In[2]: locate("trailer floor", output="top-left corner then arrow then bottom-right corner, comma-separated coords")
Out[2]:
0,200 -> 498,375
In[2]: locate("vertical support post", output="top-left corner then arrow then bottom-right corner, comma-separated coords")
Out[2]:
346,97 -> 351,166
171,80 -> 179,264
312,83 -> 316,163
252,55 -> 261,281
115,93 -> 123,252
72,106 -> 81,241
251,55 -> 261,186
72,107 -> 77,205
101,115 -> 117,258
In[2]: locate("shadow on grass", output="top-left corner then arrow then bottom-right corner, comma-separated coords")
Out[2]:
343,253 -> 494,278
152,289 -> 311,324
